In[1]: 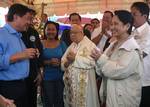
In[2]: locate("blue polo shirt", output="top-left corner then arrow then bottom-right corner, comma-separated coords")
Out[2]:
0,24 -> 29,81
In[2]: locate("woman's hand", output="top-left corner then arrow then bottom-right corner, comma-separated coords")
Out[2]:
91,48 -> 102,61
43,58 -> 61,67
50,58 -> 61,66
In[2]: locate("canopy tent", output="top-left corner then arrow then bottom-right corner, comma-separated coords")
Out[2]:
0,0 -> 143,17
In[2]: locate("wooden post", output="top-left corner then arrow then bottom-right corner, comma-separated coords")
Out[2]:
41,2 -> 47,19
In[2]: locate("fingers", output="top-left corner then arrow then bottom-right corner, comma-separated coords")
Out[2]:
91,48 -> 101,60
35,49 -> 40,57
66,54 -> 75,62
24,48 -> 39,59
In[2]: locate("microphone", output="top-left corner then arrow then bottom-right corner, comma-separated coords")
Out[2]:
29,35 -> 40,75
30,35 -> 39,58
30,35 -> 36,48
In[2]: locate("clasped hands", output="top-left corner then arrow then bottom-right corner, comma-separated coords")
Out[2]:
91,48 -> 102,61
44,58 -> 61,67
66,51 -> 76,63
64,50 -> 76,68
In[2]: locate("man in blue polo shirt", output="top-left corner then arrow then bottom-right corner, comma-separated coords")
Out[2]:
0,3 -> 38,107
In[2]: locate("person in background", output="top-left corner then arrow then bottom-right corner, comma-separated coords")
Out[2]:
41,21 -> 67,107
61,24 -> 100,107
92,11 -> 113,51
21,9 -> 43,107
91,10 -> 142,107
60,12 -> 91,46
145,0 -> 150,22
41,13 -> 48,24
92,11 -> 113,101
83,23 -> 93,38
0,3 -> 38,107
38,13 -> 48,40
145,0 -> 150,9
131,2 -> 150,107
91,18 -> 101,40
0,95 -> 16,107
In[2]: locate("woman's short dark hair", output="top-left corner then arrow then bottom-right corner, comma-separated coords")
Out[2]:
114,10 -> 133,35
7,3 -> 31,22
43,21 -> 59,40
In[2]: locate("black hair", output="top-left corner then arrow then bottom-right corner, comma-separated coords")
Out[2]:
69,13 -> 81,21
29,8 -> 36,16
104,11 -> 114,17
91,18 -> 100,23
83,23 -> 92,30
131,2 -> 149,20
43,21 -> 59,40
114,10 -> 133,35
7,3 -> 31,22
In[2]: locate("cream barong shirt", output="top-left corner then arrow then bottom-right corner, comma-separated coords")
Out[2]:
61,36 -> 100,107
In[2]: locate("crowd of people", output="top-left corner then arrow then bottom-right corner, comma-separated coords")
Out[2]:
0,1 -> 150,107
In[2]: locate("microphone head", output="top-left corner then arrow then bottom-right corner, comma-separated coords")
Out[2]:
30,35 -> 36,42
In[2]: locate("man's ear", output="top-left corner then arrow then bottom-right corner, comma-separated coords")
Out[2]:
125,23 -> 130,30
143,14 -> 148,19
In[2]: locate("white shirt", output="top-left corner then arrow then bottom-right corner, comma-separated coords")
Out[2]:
96,37 -> 142,107
91,26 -> 101,40
132,22 -> 150,87
97,30 -> 112,51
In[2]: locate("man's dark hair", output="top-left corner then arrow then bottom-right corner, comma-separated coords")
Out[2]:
29,8 -> 36,16
7,3 -> 31,22
91,18 -> 100,23
69,13 -> 81,21
131,2 -> 149,20
104,11 -> 114,17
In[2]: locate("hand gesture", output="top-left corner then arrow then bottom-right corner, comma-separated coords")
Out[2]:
23,48 -> 37,59
50,58 -> 61,67
66,51 -> 76,63
91,48 -> 102,61
0,95 -> 16,107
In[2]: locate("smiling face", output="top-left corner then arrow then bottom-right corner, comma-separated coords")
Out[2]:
110,15 -> 128,39
45,23 -> 57,40
102,12 -> 113,30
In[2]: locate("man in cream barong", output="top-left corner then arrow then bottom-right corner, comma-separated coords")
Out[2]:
61,24 -> 100,107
